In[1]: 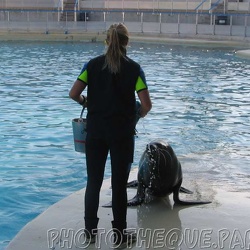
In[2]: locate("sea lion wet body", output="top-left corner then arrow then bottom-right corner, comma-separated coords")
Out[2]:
127,140 -> 211,206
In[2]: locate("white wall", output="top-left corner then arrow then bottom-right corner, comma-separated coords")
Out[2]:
80,0 -> 211,11
228,2 -> 250,11
5,0 -> 56,9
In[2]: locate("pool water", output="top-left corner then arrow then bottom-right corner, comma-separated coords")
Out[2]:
0,41 -> 249,249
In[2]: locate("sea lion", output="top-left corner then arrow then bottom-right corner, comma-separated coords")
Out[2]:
127,140 -> 211,206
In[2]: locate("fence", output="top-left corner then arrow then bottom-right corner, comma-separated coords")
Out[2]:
0,9 -> 249,38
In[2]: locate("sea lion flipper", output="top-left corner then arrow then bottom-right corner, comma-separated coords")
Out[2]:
180,186 -> 193,194
102,201 -> 112,208
127,195 -> 143,206
127,180 -> 138,188
127,184 -> 145,206
173,182 -> 211,205
173,181 -> 182,204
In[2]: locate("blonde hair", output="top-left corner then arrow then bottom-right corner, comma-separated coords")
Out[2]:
104,23 -> 129,74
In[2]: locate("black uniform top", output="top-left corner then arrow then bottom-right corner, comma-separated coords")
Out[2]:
77,54 -> 148,139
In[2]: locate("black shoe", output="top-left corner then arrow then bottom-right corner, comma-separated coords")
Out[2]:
84,229 -> 96,244
113,231 -> 137,249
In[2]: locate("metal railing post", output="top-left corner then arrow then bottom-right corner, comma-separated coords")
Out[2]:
244,15 -> 247,37
57,0 -> 63,22
230,15 -> 232,36
103,12 -> 106,30
74,6 -> 77,22
159,13 -> 162,34
213,14 -> 215,35
27,11 -> 29,31
177,13 -> 180,34
196,12 -> 198,35
141,12 -> 143,33
7,11 -> 10,31
65,11 -> 68,33
84,12 -> 87,31
46,11 -> 49,33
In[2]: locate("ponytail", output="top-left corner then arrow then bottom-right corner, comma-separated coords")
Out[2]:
104,23 -> 129,74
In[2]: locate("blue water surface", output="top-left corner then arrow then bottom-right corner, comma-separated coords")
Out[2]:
0,41 -> 249,249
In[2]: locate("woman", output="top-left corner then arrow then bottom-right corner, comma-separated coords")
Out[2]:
69,23 -> 152,246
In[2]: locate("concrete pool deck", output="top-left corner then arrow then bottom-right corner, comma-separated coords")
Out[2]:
7,167 -> 250,250
235,49 -> 250,59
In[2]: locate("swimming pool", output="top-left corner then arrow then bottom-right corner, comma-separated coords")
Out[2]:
0,41 -> 249,249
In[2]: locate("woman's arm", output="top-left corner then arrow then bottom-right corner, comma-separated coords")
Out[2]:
137,89 -> 152,118
69,80 -> 87,105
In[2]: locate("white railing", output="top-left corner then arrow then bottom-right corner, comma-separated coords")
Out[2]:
0,9 -> 249,38
74,0 -> 78,21
57,0 -> 79,22
57,0 -> 64,21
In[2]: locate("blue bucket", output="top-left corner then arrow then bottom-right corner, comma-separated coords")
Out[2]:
72,108 -> 87,153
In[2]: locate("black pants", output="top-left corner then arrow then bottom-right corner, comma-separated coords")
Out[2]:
84,133 -> 134,232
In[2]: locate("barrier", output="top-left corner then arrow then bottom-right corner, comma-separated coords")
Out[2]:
0,9 -> 249,38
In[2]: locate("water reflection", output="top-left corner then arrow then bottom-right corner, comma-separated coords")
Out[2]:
137,197 -> 183,249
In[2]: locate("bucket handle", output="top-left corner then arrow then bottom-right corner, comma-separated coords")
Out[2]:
80,107 -> 86,119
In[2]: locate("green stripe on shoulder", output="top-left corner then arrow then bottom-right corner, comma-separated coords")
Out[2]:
136,76 -> 147,92
78,69 -> 88,83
